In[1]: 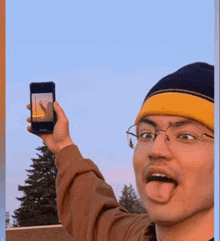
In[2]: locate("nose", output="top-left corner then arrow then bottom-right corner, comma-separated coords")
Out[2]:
148,130 -> 173,161
155,129 -> 170,141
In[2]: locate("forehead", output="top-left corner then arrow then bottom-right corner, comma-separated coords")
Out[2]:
140,115 -> 213,133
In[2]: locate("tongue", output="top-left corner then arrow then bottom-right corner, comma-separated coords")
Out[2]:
146,181 -> 176,203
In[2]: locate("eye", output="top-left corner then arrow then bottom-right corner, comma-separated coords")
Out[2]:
139,132 -> 155,140
177,133 -> 196,140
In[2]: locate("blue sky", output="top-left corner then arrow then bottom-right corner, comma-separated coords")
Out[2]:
6,0 -> 214,231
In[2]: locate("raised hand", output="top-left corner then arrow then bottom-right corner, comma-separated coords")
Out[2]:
27,101 -> 74,154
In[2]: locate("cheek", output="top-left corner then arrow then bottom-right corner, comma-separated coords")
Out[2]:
180,148 -> 214,192
195,158 -> 214,187
133,149 -> 147,201
133,147 -> 146,167
133,146 -> 149,181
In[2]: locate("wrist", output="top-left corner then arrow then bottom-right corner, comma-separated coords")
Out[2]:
56,139 -> 74,154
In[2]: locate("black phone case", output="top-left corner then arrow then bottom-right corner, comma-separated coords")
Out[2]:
30,82 -> 56,134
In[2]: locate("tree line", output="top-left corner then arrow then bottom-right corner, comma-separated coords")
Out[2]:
7,144 -> 146,227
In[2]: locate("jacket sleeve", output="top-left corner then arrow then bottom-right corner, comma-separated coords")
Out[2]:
55,144 -> 150,241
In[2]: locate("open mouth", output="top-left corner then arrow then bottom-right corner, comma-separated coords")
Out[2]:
145,172 -> 178,203
147,174 -> 178,186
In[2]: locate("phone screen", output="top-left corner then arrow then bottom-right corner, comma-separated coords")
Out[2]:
30,82 -> 56,133
31,93 -> 54,122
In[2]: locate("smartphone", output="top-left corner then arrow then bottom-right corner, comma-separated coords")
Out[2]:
30,82 -> 57,134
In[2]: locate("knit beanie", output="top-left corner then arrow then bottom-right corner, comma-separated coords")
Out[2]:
135,62 -> 214,130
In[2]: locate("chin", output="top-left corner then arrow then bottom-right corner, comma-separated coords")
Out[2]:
143,201 -> 186,226
149,214 -> 180,227
146,210 -> 176,225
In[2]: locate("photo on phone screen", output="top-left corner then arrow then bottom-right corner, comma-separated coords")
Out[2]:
32,93 -> 54,122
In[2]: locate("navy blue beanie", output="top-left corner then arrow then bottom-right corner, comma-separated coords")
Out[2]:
135,62 -> 214,130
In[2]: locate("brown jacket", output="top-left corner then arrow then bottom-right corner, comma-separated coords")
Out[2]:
55,144 -> 152,241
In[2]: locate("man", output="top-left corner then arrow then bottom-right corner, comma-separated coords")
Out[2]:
27,62 -> 214,241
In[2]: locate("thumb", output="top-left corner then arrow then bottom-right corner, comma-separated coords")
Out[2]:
54,101 -> 68,121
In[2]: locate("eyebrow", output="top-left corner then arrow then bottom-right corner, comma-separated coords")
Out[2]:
139,118 -> 157,127
139,118 -> 195,128
169,120 -> 194,127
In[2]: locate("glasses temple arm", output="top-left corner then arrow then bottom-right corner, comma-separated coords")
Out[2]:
126,131 -> 137,137
203,133 -> 214,139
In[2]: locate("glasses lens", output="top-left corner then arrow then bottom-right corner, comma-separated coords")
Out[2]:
167,124 -> 203,151
127,123 -> 210,151
127,125 -> 137,149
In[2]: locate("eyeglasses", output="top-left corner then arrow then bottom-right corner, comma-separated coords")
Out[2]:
126,123 -> 214,151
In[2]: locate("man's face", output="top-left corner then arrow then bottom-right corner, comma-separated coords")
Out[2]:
133,115 -> 214,225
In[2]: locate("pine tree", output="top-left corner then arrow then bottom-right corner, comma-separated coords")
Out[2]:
12,144 -> 60,227
119,184 -> 146,214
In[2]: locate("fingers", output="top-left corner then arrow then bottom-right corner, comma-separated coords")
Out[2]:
26,104 -> 31,132
27,117 -> 31,123
53,101 -> 68,122
27,125 -> 31,132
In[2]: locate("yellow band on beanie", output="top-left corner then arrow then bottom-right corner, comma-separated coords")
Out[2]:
135,93 -> 214,131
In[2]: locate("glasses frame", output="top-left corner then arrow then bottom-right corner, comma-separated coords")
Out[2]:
126,124 -> 214,149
